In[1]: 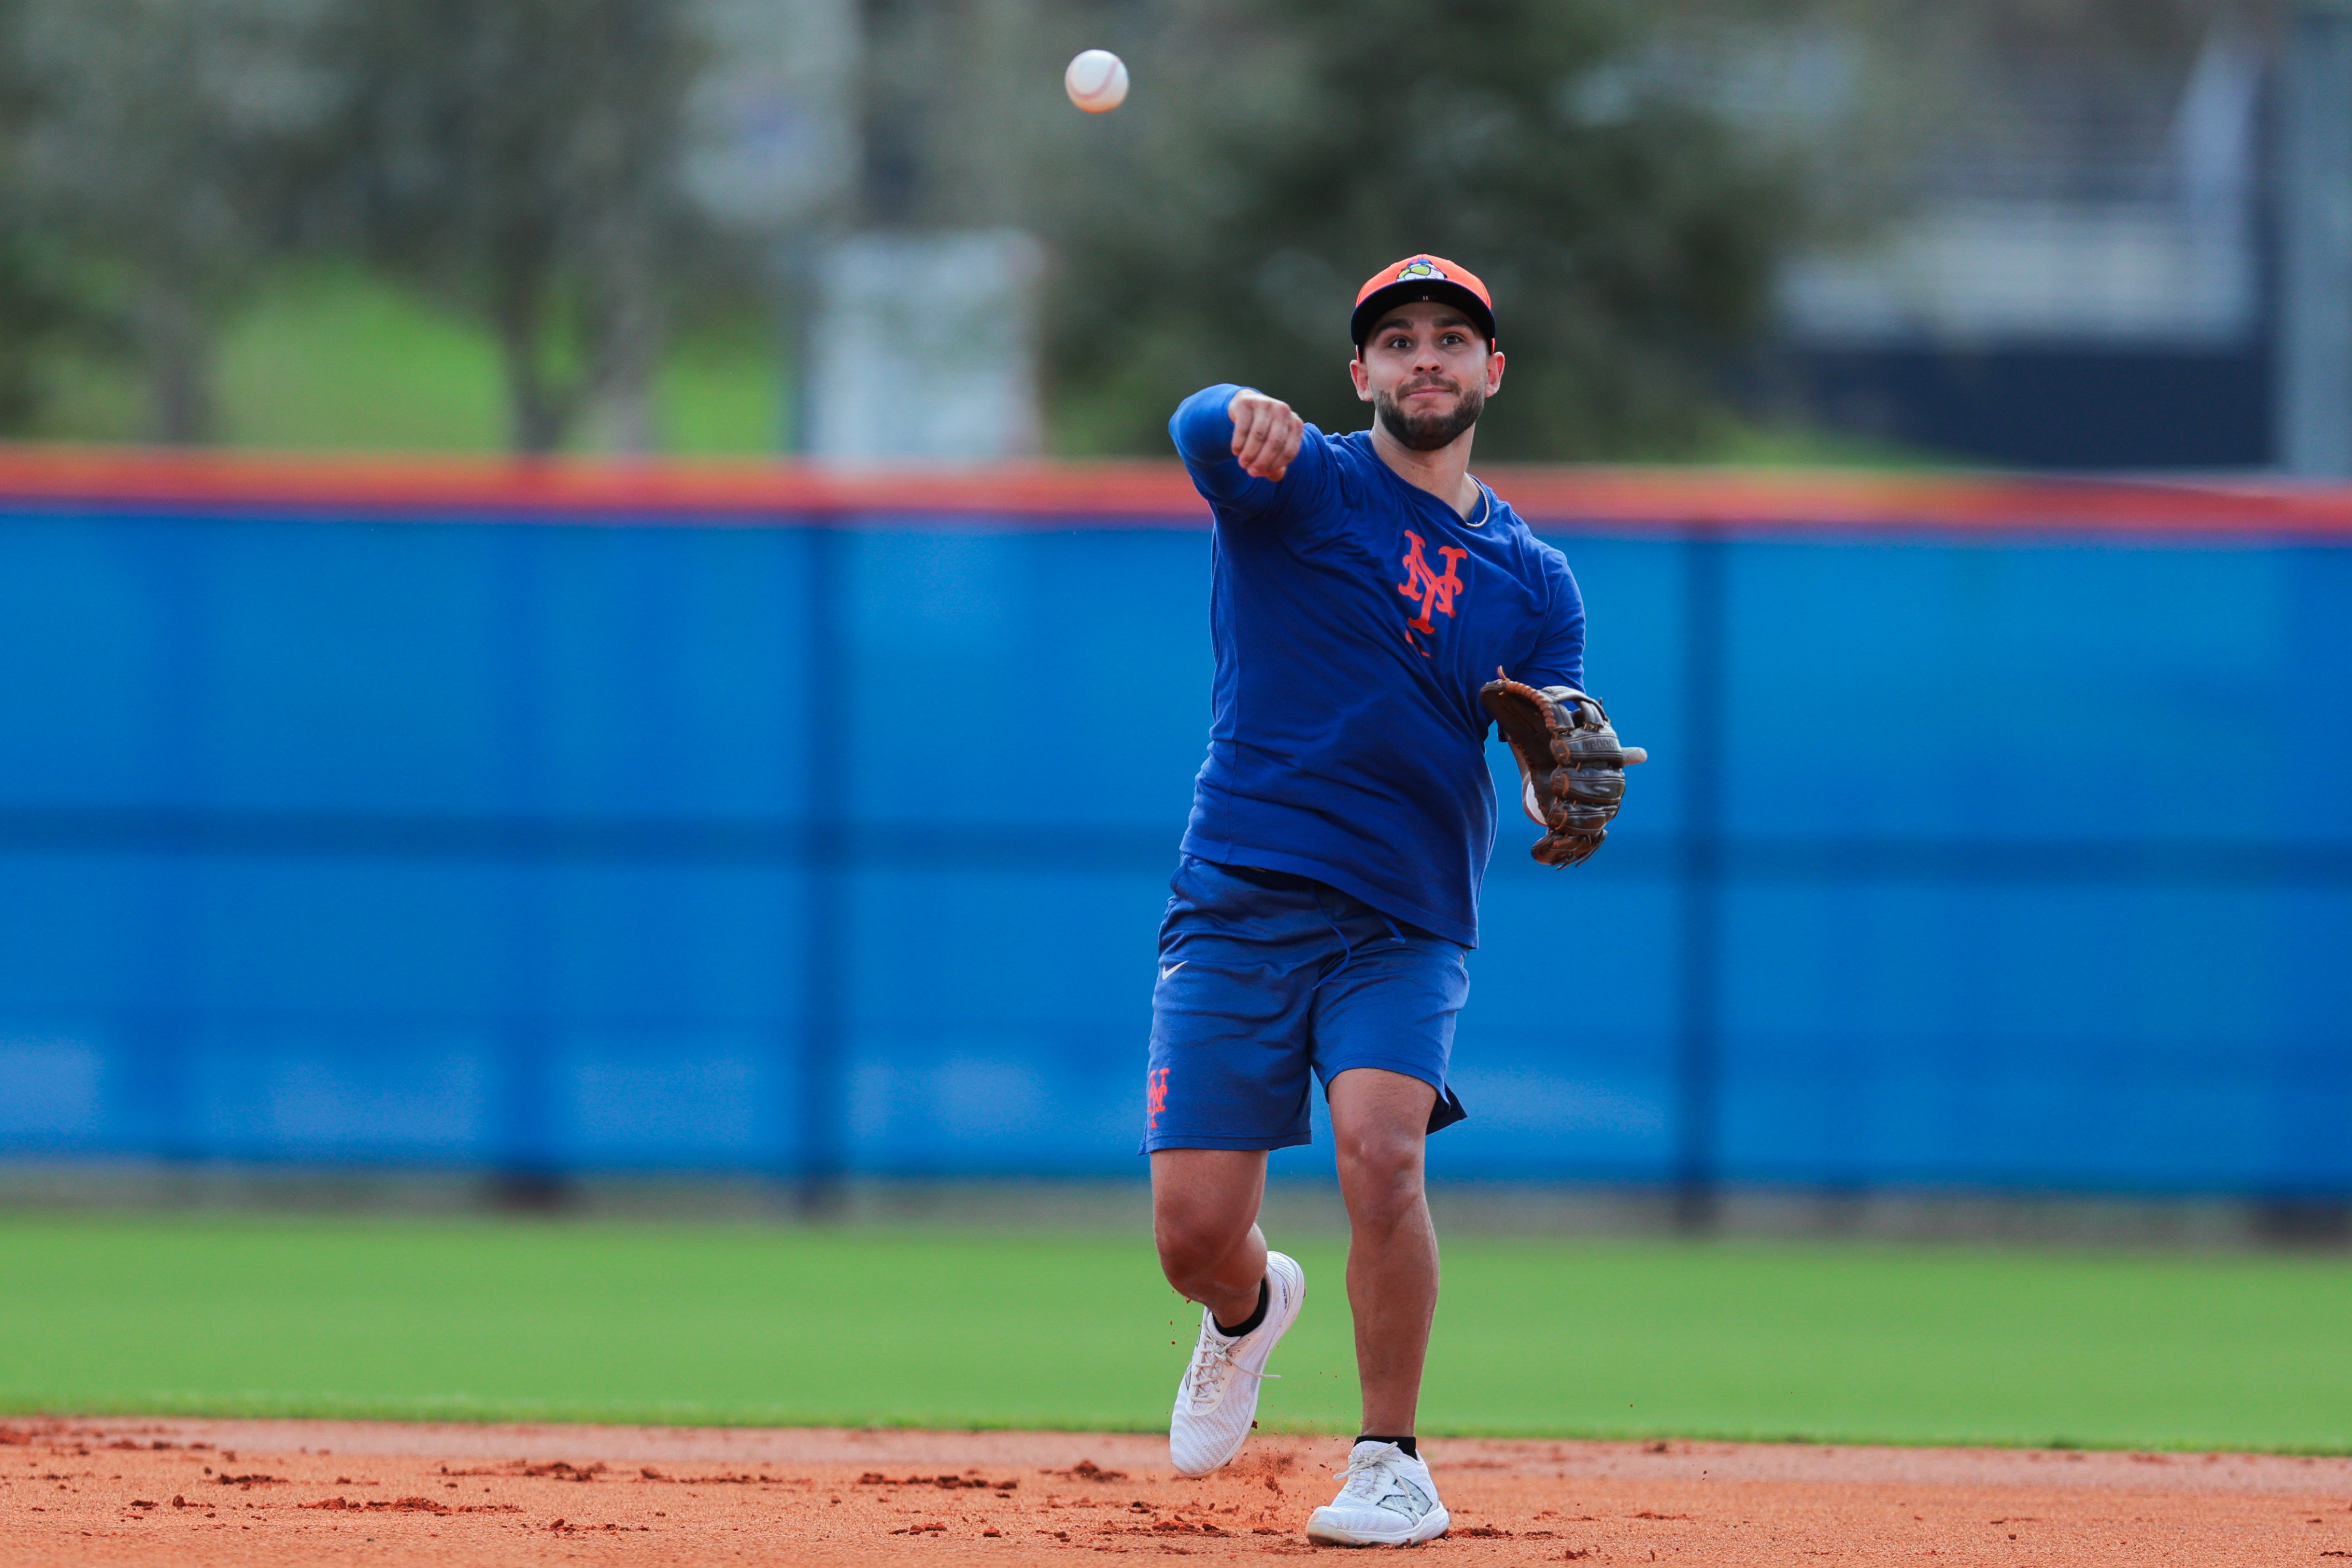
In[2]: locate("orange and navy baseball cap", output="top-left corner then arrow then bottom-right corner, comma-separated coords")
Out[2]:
1350,254 -> 1497,350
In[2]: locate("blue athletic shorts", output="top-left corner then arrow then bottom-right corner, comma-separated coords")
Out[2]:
1141,855 -> 1470,1153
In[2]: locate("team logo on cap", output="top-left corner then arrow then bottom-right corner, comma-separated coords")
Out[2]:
1397,258 -> 1447,282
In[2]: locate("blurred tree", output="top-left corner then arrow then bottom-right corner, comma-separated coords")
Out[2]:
0,0 -> 103,436
8,0 -> 343,442
1034,0 -> 1808,459
330,0 -> 706,455
0,225 -> 103,432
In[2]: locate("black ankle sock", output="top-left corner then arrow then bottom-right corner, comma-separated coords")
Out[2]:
1355,1434 -> 1418,1459
1212,1278 -> 1270,1338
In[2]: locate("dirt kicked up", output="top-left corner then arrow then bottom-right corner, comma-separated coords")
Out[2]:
4,1418 -> 2348,1566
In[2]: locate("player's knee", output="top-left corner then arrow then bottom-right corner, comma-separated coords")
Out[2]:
1154,1240 -> 1209,1296
1153,1209 -> 1239,1291
1334,1122 -> 1424,1199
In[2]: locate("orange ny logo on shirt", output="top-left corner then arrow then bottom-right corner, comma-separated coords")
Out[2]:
1146,1068 -> 1171,1129
1397,530 -> 1469,635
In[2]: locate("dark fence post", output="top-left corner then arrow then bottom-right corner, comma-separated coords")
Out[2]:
490,526 -> 565,1209
1674,527 -> 1726,1233
795,523 -> 850,1214
133,522 -> 203,1170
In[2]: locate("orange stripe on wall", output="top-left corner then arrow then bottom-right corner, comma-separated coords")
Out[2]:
1,445 -> 2350,538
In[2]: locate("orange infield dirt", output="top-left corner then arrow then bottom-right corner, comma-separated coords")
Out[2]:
4,1418 -> 2349,1566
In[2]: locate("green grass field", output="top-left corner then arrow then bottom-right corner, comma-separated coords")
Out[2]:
32,266 -> 783,456
4,1215 -> 2348,1452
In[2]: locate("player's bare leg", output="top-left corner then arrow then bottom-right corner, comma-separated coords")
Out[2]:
1326,1066 -> 1440,1435
1153,1147 -> 1306,1475
1306,1066 -> 1451,1545
1150,1148 -> 1268,1326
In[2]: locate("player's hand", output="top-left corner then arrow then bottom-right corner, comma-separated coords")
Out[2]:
1228,388 -> 1303,482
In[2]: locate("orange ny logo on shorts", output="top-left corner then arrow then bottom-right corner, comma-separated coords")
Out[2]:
1146,1068 -> 1171,1129
1397,530 -> 1468,635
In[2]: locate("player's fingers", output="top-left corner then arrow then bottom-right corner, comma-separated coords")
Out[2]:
1230,399 -> 1299,480
1225,388 -> 1265,445
1272,416 -> 1303,469
1242,436 -> 1288,481
1231,413 -> 1269,470
1235,406 -> 1278,466
1259,425 -> 1297,480
1240,423 -> 1290,480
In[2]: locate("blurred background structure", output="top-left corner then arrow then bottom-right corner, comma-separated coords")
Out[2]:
0,0 -> 2347,1234
0,0 -> 2341,471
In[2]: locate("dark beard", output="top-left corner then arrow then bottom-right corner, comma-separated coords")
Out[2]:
1374,380 -> 1485,451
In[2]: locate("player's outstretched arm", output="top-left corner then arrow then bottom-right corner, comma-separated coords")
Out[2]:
1228,388 -> 1304,482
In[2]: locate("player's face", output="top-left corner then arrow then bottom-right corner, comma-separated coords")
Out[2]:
1350,302 -> 1504,452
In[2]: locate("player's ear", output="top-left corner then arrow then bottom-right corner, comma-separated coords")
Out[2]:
1349,352 -> 1372,402
1484,346 -> 1504,396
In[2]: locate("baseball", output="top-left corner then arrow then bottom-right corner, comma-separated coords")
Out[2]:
1064,48 -> 1129,113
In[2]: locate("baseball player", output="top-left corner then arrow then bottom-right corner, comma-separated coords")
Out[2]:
1146,255 -> 1640,1545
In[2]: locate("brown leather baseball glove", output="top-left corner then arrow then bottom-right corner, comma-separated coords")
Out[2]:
1479,677 -> 1642,867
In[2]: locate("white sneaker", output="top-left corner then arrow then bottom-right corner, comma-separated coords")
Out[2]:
1167,1250 -> 1305,1477
1305,1439 -> 1449,1546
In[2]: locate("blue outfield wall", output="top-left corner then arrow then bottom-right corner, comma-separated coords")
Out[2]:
0,493 -> 2346,1195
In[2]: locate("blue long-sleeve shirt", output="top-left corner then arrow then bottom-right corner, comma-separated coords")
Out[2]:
1170,384 -> 1586,947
